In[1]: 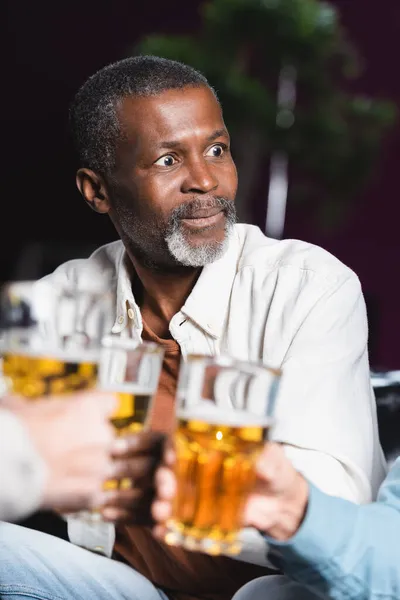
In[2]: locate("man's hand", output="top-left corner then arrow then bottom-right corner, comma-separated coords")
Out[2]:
150,444 -> 176,538
151,442 -> 309,542
100,431 -> 165,525
4,391 -> 117,512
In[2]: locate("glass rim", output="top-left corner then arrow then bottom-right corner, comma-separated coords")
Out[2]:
1,280 -> 113,298
101,336 -> 164,354
0,280 -> 49,296
185,353 -> 281,377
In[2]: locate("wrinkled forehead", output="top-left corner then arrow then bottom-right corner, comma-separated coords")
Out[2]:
115,86 -> 226,149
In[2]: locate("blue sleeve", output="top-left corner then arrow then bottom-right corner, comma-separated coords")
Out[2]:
265,459 -> 400,599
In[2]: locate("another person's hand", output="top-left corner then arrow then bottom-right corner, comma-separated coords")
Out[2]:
151,442 -> 309,542
99,430 -> 166,525
242,442 -> 309,541
4,391 -> 117,512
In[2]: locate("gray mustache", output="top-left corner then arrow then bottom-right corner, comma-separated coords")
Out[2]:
171,196 -> 234,220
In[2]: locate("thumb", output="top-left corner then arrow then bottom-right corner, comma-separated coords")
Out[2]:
99,392 -> 118,415
82,391 -> 118,416
254,442 -> 274,478
254,442 -> 286,486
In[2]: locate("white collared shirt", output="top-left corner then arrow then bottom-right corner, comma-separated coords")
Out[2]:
45,224 -> 386,562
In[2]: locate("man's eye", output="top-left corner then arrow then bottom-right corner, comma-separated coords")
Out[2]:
154,155 -> 176,167
206,144 -> 225,158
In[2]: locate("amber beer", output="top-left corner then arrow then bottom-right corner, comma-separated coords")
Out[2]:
2,351 -> 98,398
108,388 -> 153,434
165,408 -> 272,556
101,385 -> 154,492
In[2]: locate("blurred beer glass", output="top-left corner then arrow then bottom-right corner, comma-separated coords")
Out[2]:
80,336 -> 165,524
164,354 -> 281,556
99,336 -> 164,438
0,280 -> 110,398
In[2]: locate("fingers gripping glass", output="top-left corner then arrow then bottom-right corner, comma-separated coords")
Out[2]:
80,337 -> 165,525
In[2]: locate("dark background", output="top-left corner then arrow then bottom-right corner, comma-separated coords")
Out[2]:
4,0 -> 400,369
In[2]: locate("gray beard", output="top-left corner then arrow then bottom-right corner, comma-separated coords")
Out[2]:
164,195 -> 237,267
166,219 -> 234,267
112,192 -> 237,270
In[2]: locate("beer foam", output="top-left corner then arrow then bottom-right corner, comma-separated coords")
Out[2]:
5,347 -> 100,364
177,401 -> 273,428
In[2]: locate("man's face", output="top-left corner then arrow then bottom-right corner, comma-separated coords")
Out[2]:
107,85 -> 238,269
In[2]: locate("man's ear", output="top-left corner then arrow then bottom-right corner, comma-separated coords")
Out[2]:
76,169 -> 111,214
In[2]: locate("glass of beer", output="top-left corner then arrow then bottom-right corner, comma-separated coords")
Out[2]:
80,336 -> 165,523
99,336 -> 164,438
164,354 -> 281,556
0,280 -> 110,398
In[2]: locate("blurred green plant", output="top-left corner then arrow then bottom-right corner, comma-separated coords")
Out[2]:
132,0 -> 396,233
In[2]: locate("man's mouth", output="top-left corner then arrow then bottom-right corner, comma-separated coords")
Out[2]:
180,208 -> 225,229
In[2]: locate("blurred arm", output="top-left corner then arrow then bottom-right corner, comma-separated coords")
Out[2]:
0,409 -> 46,522
1,392 -> 115,526
266,459 -> 400,600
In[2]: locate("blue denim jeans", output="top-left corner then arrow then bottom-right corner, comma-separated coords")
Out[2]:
231,576 -> 319,600
0,521 -> 314,600
0,522 -> 169,600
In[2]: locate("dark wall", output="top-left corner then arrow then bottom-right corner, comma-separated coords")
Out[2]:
4,0 -> 400,368
284,0 -> 400,369
3,0 -> 202,276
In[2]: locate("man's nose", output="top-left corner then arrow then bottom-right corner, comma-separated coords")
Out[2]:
181,158 -> 218,194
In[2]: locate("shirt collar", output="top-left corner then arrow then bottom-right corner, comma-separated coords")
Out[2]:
180,228 -> 240,338
111,227 -> 241,338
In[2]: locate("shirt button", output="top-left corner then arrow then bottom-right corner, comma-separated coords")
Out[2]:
117,315 -> 124,324
127,308 -> 134,320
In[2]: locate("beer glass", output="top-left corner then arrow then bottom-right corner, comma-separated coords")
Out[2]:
99,336 -> 164,438
164,354 -> 281,556
0,280 -> 110,398
79,336 -> 165,524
